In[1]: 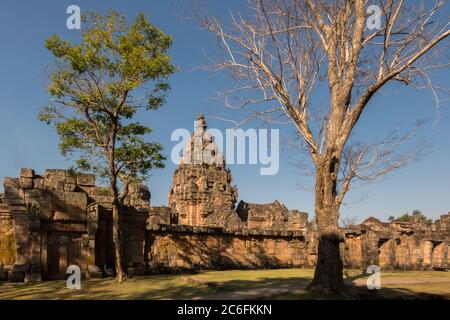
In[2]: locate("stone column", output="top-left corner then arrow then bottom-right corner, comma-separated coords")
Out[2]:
431,242 -> 447,269
361,233 -> 379,267
85,202 -> 101,278
3,177 -> 30,282
26,224 -> 42,282
422,240 -> 433,268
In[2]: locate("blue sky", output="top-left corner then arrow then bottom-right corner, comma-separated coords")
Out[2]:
0,0 -> 449,222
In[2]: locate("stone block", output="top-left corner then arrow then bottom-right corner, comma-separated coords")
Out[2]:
55,180 -> 65,191
24,273 -> 42,283
64,182 -> 76,192
90,195 -> 114,206
45,169 -> 66,180
4,198 -> 26,206
53,206 -> 86,222
77,185 -> 92,194
8,271 -> 25,282
24,189 -> 41,200
50,190 -> 65,201
3,178 -> 21,198
33,178 -> 45,189
77,174 -> 95,186
38,201 -> 53,220
43,179 -> 56,190
20,177 -> 33,189
20,168 -> 35,178
65,175 -> 77,184
52,191 -> 87,221
87,265 -> 102,279
0,270 -> 8,281
64,192 -> 87,204
91,187 -> 114,197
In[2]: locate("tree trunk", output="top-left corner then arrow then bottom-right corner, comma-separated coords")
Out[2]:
112,203 -> 125,282
307,161 -> 345,293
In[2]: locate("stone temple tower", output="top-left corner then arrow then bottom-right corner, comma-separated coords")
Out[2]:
168,113 -> 239,227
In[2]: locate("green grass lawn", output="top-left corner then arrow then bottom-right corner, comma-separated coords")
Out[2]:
0,268 -> 449,300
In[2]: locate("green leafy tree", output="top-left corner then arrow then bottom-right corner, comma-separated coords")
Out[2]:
392,210 -> 433,226
39,11 -> 175,282
399,213 -> 411,222
412,209 -> 433,225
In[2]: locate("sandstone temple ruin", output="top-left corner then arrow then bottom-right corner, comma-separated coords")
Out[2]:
0,114 -> 449,282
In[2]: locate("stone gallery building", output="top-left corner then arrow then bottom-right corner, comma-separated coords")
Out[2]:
0,114 -> 449,282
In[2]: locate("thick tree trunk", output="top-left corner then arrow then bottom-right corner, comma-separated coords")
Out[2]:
308,232 -> 344,292
307,161 -> 345,293
112,203 -> 125,282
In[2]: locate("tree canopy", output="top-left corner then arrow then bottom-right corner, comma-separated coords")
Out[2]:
39,11 -> 175,281
39,11 -> 175,185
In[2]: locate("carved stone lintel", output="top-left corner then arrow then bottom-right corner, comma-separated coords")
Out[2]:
87,202 -> 99,221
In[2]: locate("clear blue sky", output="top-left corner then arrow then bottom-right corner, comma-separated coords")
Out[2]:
0,0 -> 449,222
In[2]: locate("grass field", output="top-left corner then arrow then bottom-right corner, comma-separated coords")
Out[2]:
0,268 -> 449,300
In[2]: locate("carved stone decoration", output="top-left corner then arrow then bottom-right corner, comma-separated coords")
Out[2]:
27,202 -> 40,217
86,202 -> 99,235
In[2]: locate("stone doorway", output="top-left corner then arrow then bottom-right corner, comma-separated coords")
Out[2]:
378,239 -> 394,267
431,242 -> 447,269
95,210 -> 115,275
46,232 -> 82,280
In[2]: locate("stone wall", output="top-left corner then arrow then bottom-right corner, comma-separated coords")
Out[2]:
340,216 -> 450,270
146,224 -> 317,271
0,168 -> 150,282
0,198 -> 15,268
1,165 -> 449,282
236,200 -> 308,231
144,214 -> 450,273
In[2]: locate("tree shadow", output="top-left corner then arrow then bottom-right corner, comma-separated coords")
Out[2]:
0,272 -> 448,300
343,269 -> 369,284
0,274 -> 311,300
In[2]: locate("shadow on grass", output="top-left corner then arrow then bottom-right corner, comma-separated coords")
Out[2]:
0,274 -> 311,300
264,283 -> 448,300
0,272 -> 448,300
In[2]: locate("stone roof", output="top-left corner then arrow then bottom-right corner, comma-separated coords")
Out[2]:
361,217 -> 383,225
203,205 -> 243,230
236,200 -> 308,231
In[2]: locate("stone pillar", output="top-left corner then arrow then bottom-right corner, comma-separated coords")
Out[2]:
447,245 -> 450,268
85,202 -> 101,278
40,232 -> 48,276
361,233 -> 379,267
3,177 -> 30,282
422,240 -> 433,268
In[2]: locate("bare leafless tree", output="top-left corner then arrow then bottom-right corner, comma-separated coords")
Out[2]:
194,0 -> 450,292
340,215 -> 360,228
